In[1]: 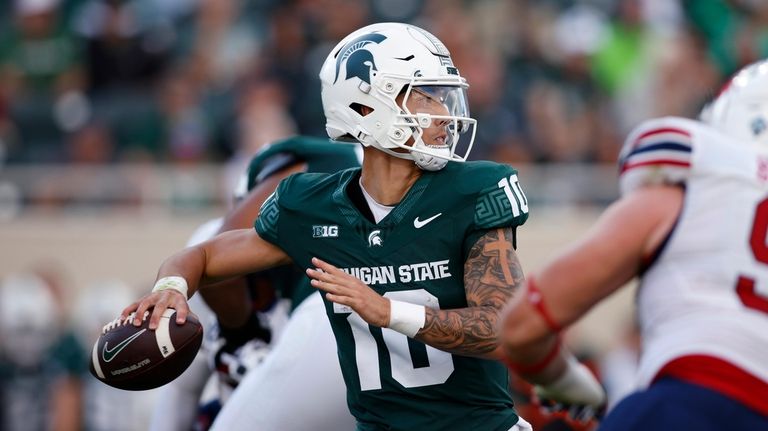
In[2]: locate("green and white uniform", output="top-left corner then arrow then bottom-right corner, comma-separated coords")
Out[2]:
256,160 -> 529,431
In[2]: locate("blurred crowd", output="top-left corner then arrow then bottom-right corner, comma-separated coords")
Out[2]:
1,0 -> 766,171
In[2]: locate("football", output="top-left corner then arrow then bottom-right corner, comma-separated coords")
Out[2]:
89,308 -> 203,391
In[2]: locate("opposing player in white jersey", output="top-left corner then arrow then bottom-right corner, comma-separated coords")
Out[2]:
500,59 -> 768,430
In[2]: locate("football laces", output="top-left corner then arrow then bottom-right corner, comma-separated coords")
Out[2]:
101,311 -> 149,334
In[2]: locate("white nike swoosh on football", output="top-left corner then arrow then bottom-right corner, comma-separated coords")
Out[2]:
414,213 -> 442,228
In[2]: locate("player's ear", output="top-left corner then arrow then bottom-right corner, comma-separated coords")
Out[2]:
350,103 -> 374,116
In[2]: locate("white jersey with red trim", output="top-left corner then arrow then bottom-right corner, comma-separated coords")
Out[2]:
619,117 -> 768,395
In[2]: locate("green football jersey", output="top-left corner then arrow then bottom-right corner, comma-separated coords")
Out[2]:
245,136 -> 361,307
255,161 -> 529,431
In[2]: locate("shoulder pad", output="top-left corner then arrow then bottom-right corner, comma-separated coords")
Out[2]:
253,170 -> 331,243
451,161 -> 518,194
250,152 -> 302,190
619,116 -> 695,196
270,171 -> 339,211
245,136 -> 360,192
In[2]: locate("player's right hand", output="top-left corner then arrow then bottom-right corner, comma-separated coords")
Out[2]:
120,289 -> 189,330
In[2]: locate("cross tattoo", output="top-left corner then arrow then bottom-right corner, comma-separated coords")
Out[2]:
483,229 -> 514,284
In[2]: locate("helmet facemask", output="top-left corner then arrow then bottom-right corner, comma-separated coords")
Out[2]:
390,80 -> 477,171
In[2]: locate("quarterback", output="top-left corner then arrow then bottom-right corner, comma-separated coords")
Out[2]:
118,22 -> 583,430
501,59 -> 768,430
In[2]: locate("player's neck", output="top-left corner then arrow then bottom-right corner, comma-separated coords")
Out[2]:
360,150 -> 421,206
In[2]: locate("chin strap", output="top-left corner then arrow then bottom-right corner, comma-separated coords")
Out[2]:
412,140 -> 451,171
413,153 -> 449,171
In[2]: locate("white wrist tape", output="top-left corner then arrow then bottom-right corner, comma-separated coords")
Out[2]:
388,300 -> 426,338
536,355 -> 606,406
152,276 -> 189,299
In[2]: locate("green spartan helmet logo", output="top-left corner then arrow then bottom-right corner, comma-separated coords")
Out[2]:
334,33 -> 387,84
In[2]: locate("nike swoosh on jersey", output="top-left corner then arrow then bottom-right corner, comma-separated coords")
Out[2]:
102,329 -> 147,363
413,213 -> 442,228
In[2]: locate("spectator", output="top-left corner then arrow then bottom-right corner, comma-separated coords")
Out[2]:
0,0 -> 86,162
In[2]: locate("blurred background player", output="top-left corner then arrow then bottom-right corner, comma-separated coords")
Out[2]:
149,135 -> 361,431
0,271 -> 85,431
500,59 -> 768,430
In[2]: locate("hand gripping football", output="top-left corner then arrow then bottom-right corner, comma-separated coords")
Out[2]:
90,308 -> 203,391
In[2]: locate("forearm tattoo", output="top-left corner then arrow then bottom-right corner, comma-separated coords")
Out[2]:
416,228 -> 525,356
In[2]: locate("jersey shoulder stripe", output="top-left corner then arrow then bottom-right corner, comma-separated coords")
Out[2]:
618,117 -> 697,196
619,126 -> 693,174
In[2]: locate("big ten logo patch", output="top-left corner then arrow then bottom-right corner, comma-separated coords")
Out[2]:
313,225 -> 339,238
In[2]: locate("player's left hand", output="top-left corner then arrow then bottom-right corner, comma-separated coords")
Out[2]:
307,257 -> 390,327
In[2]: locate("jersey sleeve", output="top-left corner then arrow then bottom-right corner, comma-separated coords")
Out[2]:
618,116 -> 694,196
253,179 -> 286,245
472,164 -> 529,230
460,163 -> 529,258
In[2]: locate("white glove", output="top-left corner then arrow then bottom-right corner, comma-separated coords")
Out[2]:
535,355 -> 606,407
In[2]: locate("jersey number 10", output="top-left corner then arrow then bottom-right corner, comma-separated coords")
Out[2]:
348,289 -> 454,391
498,174 -> 528,217
736,196 -> 768,314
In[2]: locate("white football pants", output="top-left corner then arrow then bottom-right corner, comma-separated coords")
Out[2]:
210,292 -> 355,431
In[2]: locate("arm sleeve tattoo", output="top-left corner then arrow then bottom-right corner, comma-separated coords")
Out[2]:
415,227 -> 525,357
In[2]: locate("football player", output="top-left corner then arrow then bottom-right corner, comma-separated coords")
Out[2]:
500,59 -> 768,430
121,22 -> 593,430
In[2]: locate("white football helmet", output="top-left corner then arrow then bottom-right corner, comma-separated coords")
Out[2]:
700,59 -> 768,146
320,22 -> 477,171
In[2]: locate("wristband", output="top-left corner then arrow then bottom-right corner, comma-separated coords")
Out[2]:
503,336 -> 562,375
388,300 -> 426,338
527,277 -> 562,333
152,276 -> 189,299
